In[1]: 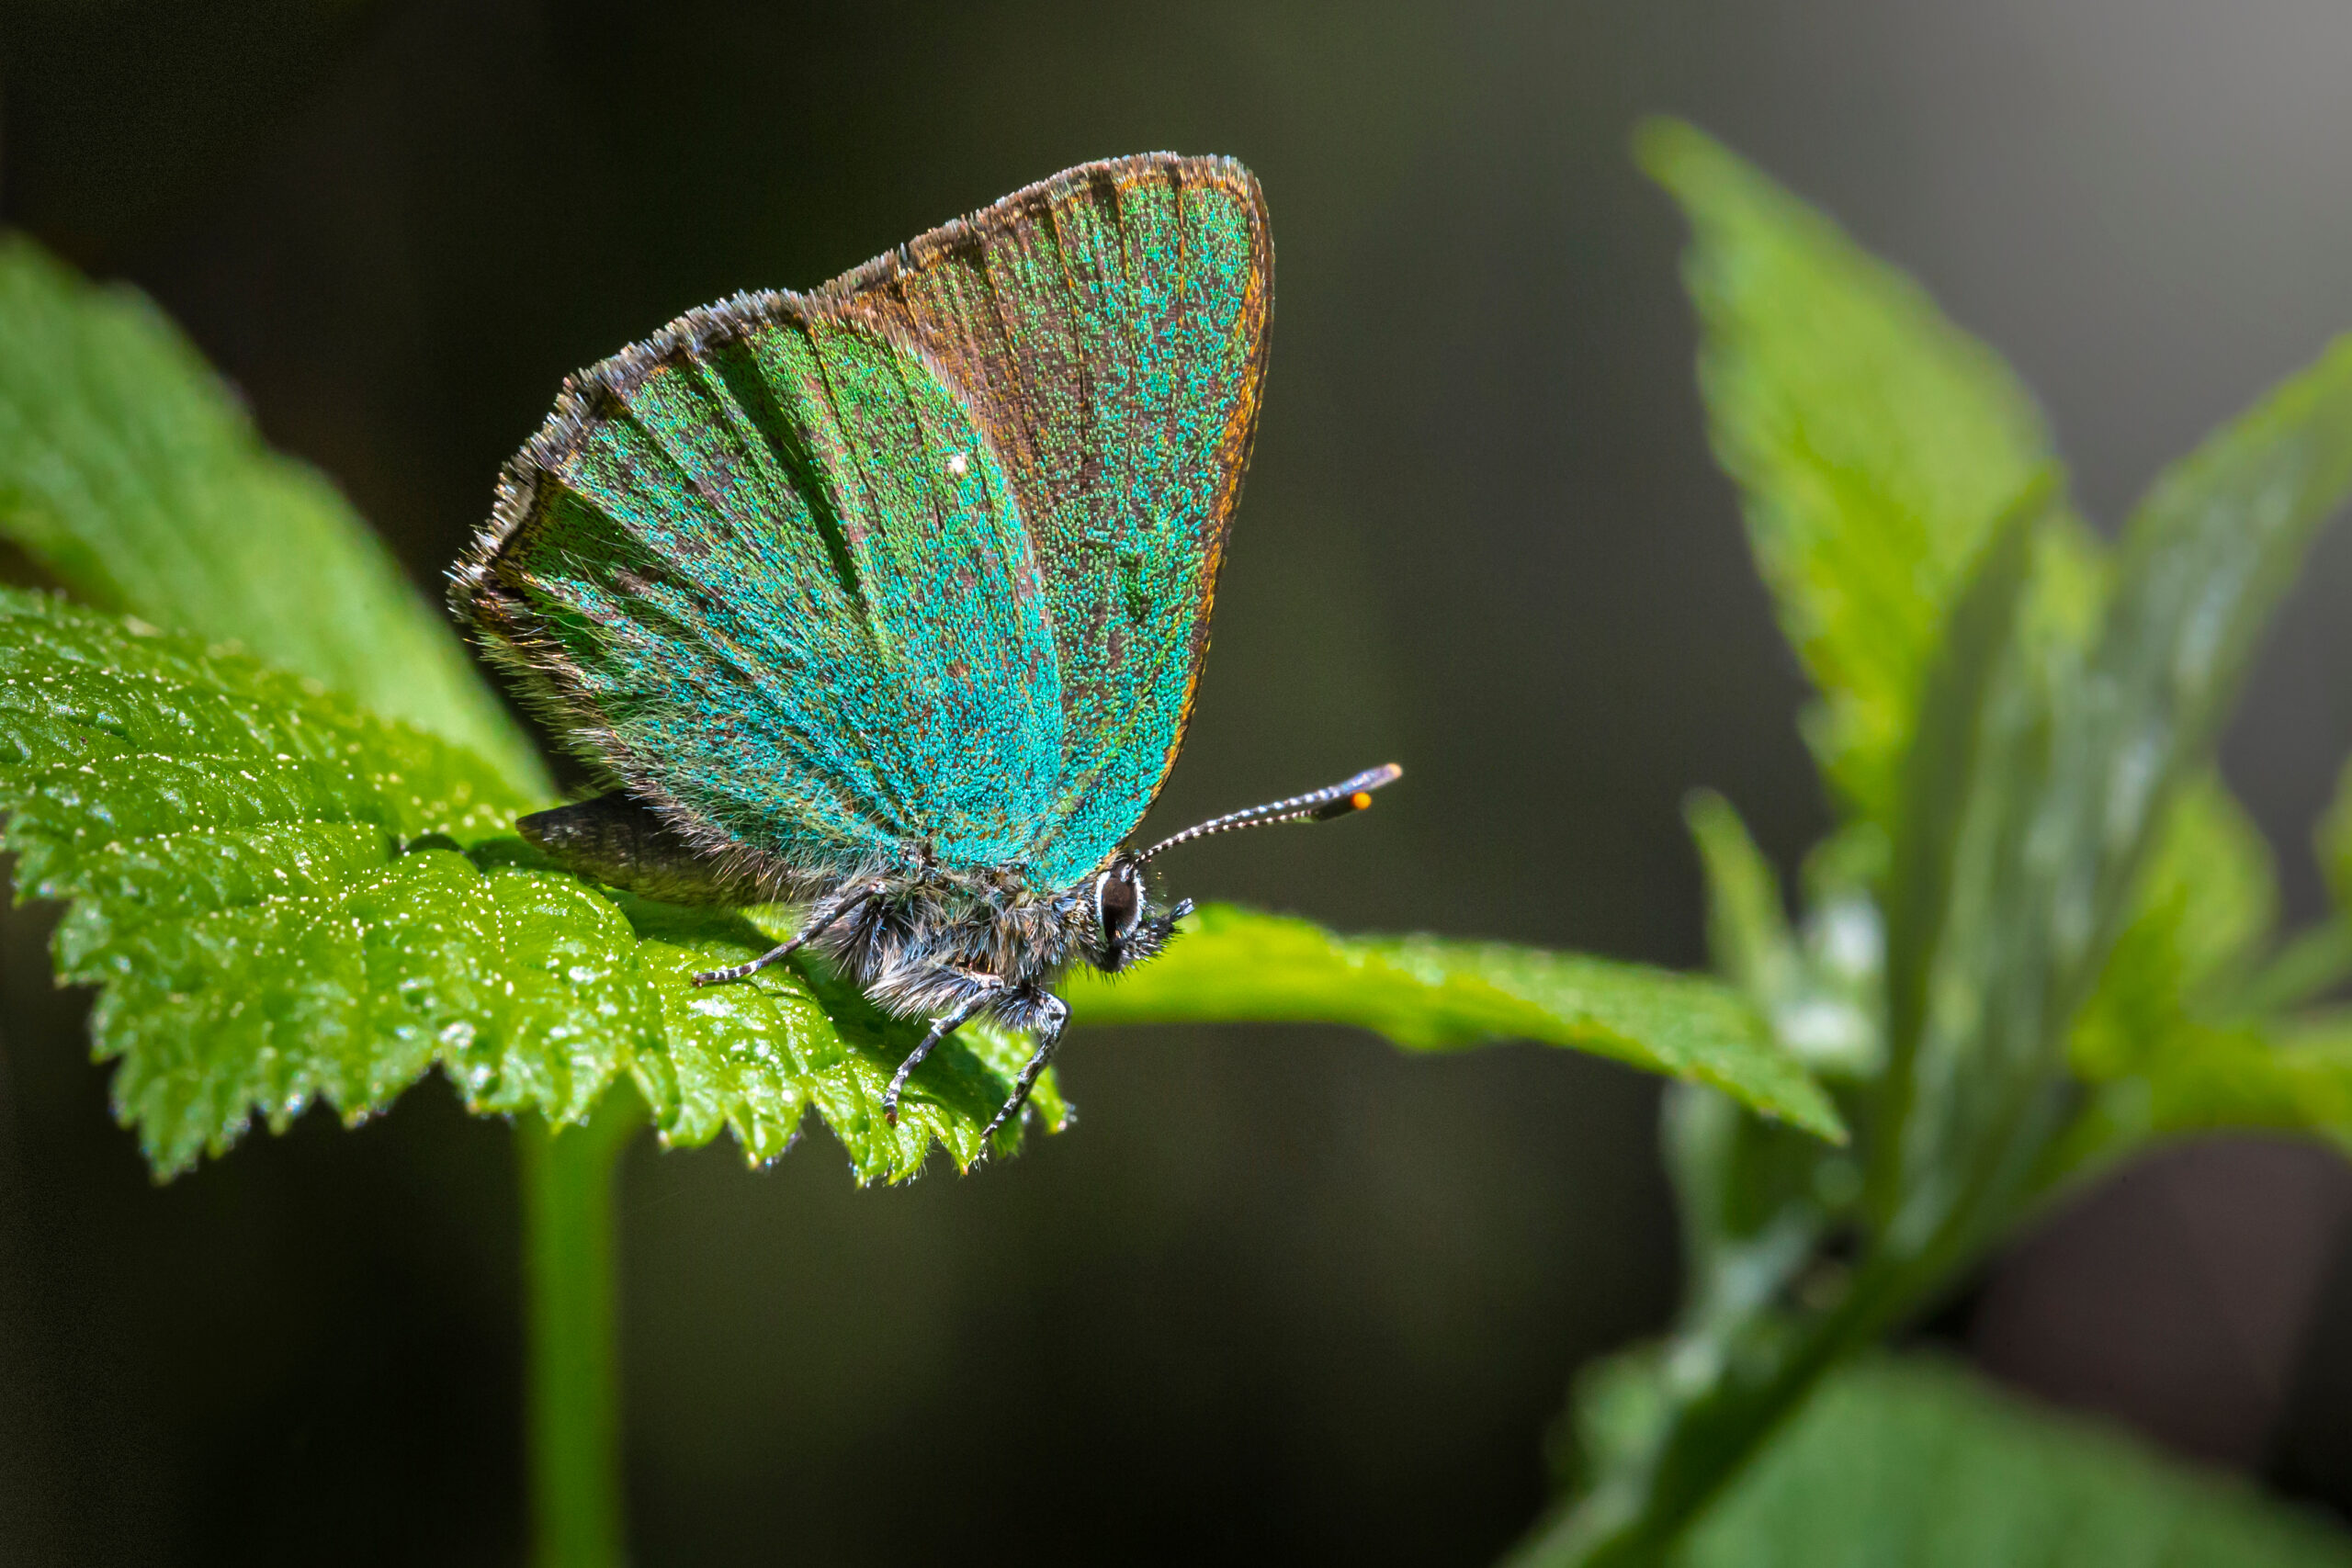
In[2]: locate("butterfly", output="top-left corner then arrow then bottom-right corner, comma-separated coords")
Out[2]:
449,152 -> 1398,1142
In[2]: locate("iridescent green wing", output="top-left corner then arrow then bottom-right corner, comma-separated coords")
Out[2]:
810,153 -> 1273,891
451,301 -> 1065,886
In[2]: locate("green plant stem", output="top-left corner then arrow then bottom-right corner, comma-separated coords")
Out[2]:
521,1086 -> 646,1568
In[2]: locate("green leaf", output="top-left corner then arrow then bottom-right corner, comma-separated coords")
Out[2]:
1685,790 -> 1798,1006
2075,776 -> 2278,1049
2324,750 -> 2352,916
1687,790 -> 1882,1078
1878,325 -> 2352,1256
1637,118 -> 2059,822
622,896 -> 1068,1179
0,588 -> 1062,1180
2047,777 -> 2352,1170
0,234 -> 543,793
1064,902 -> 1845,1142
2064,1013 -> 2352,1176
1677,1357 -> 2352,1568
1547,139 -> 2352,1568
1871,483 -> 2054,1248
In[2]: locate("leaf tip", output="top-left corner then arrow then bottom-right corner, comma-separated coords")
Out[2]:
1629,114 -> 1711,186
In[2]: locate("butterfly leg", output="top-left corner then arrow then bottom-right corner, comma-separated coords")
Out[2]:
880,976 -> 1005,1126
978,990 -> 1069,1146
691,882 -> 883,987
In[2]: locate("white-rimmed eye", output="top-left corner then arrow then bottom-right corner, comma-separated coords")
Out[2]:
1094,862 -> 1142,940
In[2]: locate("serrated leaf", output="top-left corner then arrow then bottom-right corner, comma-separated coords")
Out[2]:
0,233 -> 542,792
1064,903 -> 1844,1142
1638,118 -> 2060,822
1676,1357 -> 2352,1568
623,897 -> 1069,1180
0,588 -> 1064,1181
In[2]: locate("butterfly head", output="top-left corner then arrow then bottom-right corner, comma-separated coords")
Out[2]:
1080,762 -> 1403,976
1085,854 -> 1193,974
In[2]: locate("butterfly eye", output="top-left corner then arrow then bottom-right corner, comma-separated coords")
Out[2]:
1095,863 -> 1142,939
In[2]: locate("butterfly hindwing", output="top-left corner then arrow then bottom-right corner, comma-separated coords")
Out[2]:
455,303 -> 1064,884
811,154 -> 1273,889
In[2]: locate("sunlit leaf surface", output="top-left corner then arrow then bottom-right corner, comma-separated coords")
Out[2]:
1067,903 -> 1844,1141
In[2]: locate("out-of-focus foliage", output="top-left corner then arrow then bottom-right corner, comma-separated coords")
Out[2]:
1677,1358 -> 2352,1568
1511,122 -> 2352,1568
1634,118 -> 2058,824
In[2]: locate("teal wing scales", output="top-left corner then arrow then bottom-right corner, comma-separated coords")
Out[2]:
817,153 -> 1274,890
452,301 -> 1064,885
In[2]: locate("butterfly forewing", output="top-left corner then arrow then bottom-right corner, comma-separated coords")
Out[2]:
814,153 -> 1272,888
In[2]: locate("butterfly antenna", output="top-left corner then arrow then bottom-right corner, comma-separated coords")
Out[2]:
1136,763 -> 1402,863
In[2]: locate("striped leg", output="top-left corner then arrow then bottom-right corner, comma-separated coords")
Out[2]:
880,979 -> 1003,1126
978,991 -> 1069,1146
691,883 -> 880,987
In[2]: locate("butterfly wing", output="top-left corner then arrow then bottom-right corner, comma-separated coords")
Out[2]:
809,153 -> 1273,890
452,301 -> 1066,886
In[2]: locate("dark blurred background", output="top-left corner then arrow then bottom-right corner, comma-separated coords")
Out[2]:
6,2 -> 2352,1562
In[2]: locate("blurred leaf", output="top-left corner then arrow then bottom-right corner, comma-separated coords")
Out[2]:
1657,798 -> 1871,1439
0,234 -> 544,792
1657,1082 -> 1847,1383
2044,776 -> 2346,1173
1879,326 -> 2352,1258
1677,1357 -> 2352,1568
2324,751 -> 2352,916
1689,790 -> 1881,1077
1638,118 -> 2059,822
1515,512 -> 2042,1562
1871,483 -> 2052,1248
2233,921 -> 2352,1018
1525,804 -> 1876,1568
1686,790 -> 1797,1006
2076,775 -> 2278,1045
0,588 -> 1062,1180
1066,903 -> 1845,1142
2061,1012 -> 2352,1178
1545,141 -> 2352,1568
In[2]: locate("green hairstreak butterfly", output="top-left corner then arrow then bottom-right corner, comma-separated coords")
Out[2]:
450,153 -> 1398,1140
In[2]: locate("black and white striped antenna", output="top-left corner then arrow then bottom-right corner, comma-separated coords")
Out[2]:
1136,763 -> 1402,863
